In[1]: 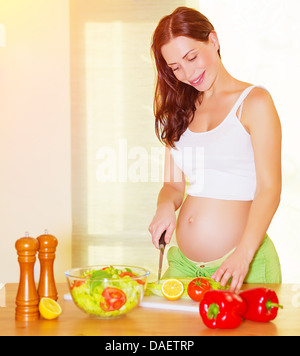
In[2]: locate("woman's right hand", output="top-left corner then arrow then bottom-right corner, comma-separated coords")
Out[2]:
148,204 -> 177,249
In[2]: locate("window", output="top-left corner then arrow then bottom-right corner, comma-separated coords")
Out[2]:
70,0 -> 196,270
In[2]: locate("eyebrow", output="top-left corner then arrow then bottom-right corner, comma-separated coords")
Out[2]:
167,49 -> 196,65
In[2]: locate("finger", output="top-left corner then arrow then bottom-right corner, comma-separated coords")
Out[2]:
148,220 -> 157,236
164,223 -> 175,244
148,222 -> 161,246
152,227 -> 166,249
228,273 -> 239,293
211,266 -> 226,283
233,275 -> 244,294
220,270 -> 232,287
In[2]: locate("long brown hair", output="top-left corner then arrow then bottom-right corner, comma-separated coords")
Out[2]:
151,7 -> 219,147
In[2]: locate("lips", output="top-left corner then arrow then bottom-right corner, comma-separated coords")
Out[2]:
189,71 -> 205,86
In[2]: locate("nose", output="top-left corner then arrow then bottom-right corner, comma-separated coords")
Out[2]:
182,65 -> 195,82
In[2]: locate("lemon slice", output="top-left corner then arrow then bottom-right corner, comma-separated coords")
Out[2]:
161,279 -> 184,301
39,297 -> 62,320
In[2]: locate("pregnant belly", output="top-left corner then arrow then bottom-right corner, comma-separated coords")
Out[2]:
176,196 -> 252,262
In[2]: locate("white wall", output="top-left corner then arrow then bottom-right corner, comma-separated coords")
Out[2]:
0,0 -> 71,283
200,0 -> 300,282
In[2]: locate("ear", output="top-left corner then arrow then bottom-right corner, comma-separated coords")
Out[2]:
209,31 -> 220,52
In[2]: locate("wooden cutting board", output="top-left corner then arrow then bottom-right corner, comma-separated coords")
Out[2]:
140,295 -> 199,313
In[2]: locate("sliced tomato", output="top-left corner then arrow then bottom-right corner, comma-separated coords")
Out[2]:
71,280 -> 85,290
187,278 -> 211,302
101,265 -> 114,270
71,274 -> 91,290
100,287 -> 127,311
119,271 -> 144,285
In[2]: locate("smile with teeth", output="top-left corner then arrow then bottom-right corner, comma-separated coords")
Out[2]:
189,71 -> 205,86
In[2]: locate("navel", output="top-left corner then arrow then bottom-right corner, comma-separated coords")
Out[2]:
188,217 -> 194,224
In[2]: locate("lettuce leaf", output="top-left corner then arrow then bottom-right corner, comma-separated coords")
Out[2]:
89,270 -> 113,294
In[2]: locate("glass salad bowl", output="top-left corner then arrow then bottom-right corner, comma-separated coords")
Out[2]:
65,265 -> 150,319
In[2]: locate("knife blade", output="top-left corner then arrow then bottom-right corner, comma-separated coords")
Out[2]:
157,230 -> 166,282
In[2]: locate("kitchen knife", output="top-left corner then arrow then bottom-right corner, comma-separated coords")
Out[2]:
157,230 -> 166,282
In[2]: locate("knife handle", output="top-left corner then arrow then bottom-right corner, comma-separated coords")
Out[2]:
159,231 -> 166,247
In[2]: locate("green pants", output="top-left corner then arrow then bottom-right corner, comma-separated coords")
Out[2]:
162,234 -> 282,283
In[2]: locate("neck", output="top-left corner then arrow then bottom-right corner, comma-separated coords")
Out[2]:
203,62 -> 236,99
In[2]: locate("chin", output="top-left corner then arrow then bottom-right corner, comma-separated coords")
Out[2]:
195,82 -> 210,93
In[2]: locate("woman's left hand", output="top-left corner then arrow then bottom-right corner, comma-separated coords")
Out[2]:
211,248 -> 253,293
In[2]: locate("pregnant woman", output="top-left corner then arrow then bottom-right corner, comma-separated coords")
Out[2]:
148,7 -> 282,292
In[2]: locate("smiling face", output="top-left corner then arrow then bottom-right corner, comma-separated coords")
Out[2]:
161,34 -> 221,92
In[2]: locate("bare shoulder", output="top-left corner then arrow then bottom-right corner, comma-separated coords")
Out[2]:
244,86 -> 278,116
247,86 -> 274,104
242,86 -> 280,134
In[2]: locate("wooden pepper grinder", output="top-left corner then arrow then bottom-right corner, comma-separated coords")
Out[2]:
15,233 -> 40,321
37,229 -> 58,301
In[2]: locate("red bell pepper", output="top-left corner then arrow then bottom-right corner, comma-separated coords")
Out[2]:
200,290 -> 247,329
239,288 -> 283,322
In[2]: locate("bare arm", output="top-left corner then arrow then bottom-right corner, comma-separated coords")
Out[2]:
212,88 -> 282,291
149,146 -> 186,248
238,88 -> 282,256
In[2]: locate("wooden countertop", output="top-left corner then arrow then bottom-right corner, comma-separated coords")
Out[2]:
1,283 -> 300,336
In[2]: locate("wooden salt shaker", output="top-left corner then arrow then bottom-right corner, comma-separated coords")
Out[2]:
15,233 -> 40,321
37,230 -> 58,301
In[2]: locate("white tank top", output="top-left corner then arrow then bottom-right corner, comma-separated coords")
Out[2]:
171,85 -> 262,201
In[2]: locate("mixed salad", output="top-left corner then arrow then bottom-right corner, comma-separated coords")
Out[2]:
69,266 -> 146,318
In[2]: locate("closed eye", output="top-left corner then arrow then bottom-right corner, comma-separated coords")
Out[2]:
168,65 -> 179,72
